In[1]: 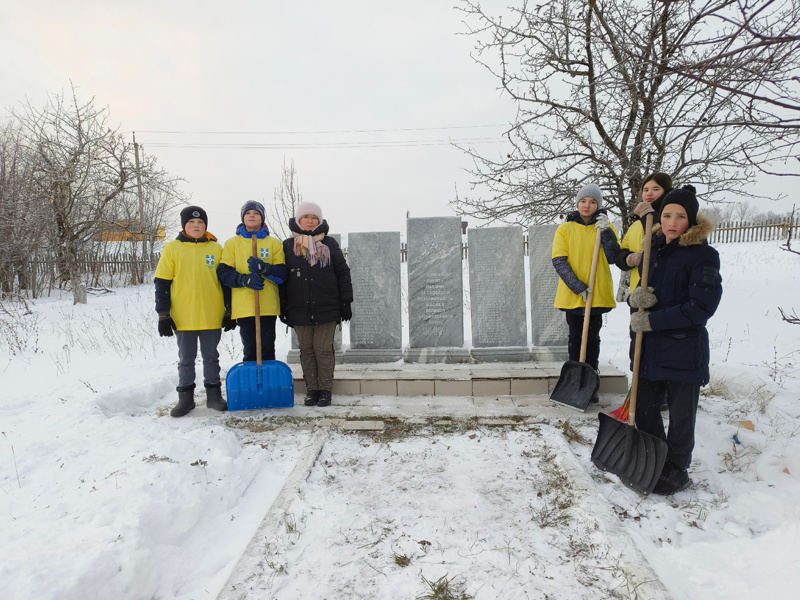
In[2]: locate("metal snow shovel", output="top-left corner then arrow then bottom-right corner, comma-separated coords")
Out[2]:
591,213 -> 668,494
550,226 -> 602,411
226,235 -> 294,410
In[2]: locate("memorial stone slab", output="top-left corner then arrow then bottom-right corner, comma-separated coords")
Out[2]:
344,231 -> 403,363
528,224 -> 568,360
468,226 -> 529,361
405,216 -> 469,363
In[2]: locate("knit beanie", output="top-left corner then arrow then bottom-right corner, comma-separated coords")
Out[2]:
574,184 -> 603,208
180,205 -> 208,229
660,185 -> 699,226
295,201 -> 323,222
240,200 -> 266,223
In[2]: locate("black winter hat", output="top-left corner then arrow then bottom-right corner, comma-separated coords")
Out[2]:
180,205 -> 208,229
660,185 -> 698,226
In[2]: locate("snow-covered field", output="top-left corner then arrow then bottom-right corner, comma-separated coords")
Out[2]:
1,240 -> 798,599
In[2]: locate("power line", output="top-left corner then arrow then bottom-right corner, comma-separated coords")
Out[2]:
130,124 -> 508,135
145,136 -> 506,149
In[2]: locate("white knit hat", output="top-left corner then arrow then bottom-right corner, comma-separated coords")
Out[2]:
295,201 -> 323,222
574,183 -> 603,208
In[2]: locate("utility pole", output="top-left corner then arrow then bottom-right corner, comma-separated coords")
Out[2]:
133,132 -> 146,284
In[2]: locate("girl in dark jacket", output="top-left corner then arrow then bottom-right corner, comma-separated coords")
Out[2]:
628,185 -> 723,495
280,202 -> 353,407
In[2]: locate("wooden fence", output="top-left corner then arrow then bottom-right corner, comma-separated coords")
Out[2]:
707,217 -> 798,244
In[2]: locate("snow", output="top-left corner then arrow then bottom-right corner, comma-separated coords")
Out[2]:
1,240 -> 799,599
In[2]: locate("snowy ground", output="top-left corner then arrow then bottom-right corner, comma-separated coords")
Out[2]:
1,240 -> 799,599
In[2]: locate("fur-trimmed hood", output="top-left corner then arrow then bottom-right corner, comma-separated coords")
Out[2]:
652,212 -> 714,247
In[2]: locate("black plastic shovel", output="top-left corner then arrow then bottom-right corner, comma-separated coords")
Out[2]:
591,214 -> 667,494
550,227 -> 602,411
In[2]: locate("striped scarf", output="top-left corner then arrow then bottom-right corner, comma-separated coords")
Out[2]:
292,231 -> 330,267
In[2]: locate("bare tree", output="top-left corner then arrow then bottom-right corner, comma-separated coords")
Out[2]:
0,121 -> 48,296
267,157 -> 303,240
731,201 -> 759,223
653,0 -> 800,165
13,84 -> 130,303
103,147 -> 189,284
453,0 -> 800,231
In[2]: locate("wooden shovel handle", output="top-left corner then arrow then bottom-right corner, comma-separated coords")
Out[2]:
579,227 -> 603,363
252,235 -> 262,366
629,213 -> 653,426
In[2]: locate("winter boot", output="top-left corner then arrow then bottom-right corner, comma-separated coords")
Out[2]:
171,384 -> 196,417
205,383 -> 227,411
304,390 -> 319,406
317,390 -> 332,407
652,462 -> 691,496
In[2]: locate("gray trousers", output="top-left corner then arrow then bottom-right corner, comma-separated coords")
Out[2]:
175,329 -> 222,387
294,321 -> 337,392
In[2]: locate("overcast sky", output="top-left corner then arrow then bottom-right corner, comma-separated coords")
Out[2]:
1,1 -> 795,241
0,0 -> 520,239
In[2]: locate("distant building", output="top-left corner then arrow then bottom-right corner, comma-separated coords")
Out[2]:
96,220 -> 165,242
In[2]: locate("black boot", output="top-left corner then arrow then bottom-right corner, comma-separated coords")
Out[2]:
304,390 -> 319,406
171,384 -> 196,417
652,462 -> 691,495
317,390 -> 332,407
205,383 -> 227,411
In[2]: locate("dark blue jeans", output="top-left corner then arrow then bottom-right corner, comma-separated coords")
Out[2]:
634,378 -> 700,470
236,315 -> 277,362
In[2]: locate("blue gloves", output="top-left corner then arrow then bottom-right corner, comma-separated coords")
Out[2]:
248,256 -> 272,276
238,273 -> 264,290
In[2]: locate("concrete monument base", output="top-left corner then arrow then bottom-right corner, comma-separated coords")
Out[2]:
470,347 -> 532,363
403,347 -> 472,364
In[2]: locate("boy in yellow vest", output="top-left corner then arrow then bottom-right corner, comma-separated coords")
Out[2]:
217,201 -> 287,362
155,206 -> 235,417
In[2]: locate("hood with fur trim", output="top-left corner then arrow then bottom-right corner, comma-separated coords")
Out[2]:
652,212 -> 713,247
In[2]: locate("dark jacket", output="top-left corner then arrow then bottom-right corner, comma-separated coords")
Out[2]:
280,218 -> 353,326
636,214 -> 722,385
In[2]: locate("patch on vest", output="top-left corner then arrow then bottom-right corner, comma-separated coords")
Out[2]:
260,248 -> 270,259
701,265 -> 721,286
206,254 -> 215,267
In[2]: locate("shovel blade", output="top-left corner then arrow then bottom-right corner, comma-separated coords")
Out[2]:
549,360 -> 599,412
591,412 -> 668,495
225,360 -> 294,411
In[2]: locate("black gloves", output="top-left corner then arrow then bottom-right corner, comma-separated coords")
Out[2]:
340,302 -> 352,322
158,313 -> 176,337
248,256 -> 272,276
222,313 -> 236,332
279,313 -> 291,327
238,272 -> 264,290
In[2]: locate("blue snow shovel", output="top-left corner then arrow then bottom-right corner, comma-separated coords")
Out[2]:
226,235 -> 294,410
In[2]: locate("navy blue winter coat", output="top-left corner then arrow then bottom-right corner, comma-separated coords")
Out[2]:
636,214 -> 722,385
279,219 -> 353,327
